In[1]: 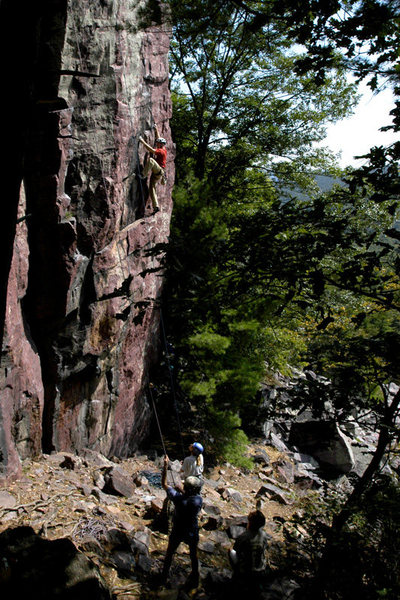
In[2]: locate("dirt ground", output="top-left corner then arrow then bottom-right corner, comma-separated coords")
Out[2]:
0,441 -> 311,598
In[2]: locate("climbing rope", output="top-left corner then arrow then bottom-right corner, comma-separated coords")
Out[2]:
134,138 -> 148,215
114,3 -> 186,458
160,312 -> 186,458
70,2 -> 186,460
148,384 -> 167,456
149,385 -> 181,487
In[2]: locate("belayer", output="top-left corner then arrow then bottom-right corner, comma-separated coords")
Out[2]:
138,124 -> 167,214
159,455 -> 203,589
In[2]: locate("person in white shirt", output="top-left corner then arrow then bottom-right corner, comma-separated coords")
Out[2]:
181,442 -> 204,481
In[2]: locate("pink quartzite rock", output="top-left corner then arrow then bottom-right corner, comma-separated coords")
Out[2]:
0,0 -> 174,483
0,185 -> 44,484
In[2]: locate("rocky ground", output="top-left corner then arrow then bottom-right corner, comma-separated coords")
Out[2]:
0,440 -> 323,599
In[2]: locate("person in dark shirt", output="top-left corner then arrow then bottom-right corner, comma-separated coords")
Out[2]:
160,455 -> 203,588
138,124 -> 167,214
228,509 -> 270,598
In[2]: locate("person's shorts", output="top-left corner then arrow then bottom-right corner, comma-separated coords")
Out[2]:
170,528 -> 199,547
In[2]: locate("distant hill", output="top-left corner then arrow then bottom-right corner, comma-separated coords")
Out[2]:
279,174 -> 346,204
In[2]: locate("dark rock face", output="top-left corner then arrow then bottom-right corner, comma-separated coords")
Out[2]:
0,1 -> 174,482
0,526 -> 111,599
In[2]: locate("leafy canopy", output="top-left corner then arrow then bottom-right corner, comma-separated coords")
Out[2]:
156,0 -> 400,466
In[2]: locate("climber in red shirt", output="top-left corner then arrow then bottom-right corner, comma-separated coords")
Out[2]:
139,124 -> 167,214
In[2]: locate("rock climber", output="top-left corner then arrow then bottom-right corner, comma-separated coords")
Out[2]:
138,124 -> 167,214
181,442 -> 204,482
160,455 -> 203,589
228,508 -> 270,593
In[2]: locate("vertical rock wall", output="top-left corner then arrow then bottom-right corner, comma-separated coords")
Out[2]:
0,0 -> 174,483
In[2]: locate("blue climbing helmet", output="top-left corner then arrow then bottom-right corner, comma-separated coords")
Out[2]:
192,442 -> 204,454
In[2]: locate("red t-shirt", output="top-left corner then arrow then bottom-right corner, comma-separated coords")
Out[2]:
155,147 -> 167,169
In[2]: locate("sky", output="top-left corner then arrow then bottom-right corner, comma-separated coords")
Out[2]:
321,82 -> 398,168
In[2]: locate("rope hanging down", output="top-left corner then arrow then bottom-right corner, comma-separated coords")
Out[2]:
72,3 -> 185,459
116,8 -> 186,459
135,139 -> 185,459
160,311 -> 185,459
148,384 -> 167,456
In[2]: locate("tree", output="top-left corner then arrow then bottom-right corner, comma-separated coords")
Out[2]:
170,0 -> 355,185
160,0 -> 400,469
158,1 -> 400,595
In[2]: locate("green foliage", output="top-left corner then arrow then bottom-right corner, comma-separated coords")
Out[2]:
154,4 -> 400,597
170,1 -> 357,182
293,476 -> 400,600
158,1 -> 400,471
205,408 -> 253,469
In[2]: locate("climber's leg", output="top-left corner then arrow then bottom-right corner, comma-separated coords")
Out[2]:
142,156 -> 158,178
149,172 -> 162,210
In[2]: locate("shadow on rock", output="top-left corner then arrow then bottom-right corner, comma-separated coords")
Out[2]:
0,526 -> 111,599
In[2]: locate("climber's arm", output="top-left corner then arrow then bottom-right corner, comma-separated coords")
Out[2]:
139,136 -> 155,154
162,455 -> 169,490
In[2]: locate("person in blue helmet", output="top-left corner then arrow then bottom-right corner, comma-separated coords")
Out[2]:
160,455 -> 203,588
181,442 -> 204,481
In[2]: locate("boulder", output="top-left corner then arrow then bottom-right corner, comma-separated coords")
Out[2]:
253,449 -> 271,466
103,467 -> 136,498
0,490 -> 17,509
203,515 -> 224,530
198,540 -> 216,553
131,529 -> 151,556
77,483 -> 93,497
294,471 -> 323,490
273,459 -> 295,484
219,487 -> 243,503
202,501 -> 222,517
111,551 -> 136,576
290,451 -> 320,470
133,473 -> 149,487
0,526 -> 111,599
209,530 -> 231,548
150,497 -> 165,514
224,515 -> 248,529
227,525 -> 246,539
169,460 -> 182,473
268,432 -> 292,453
263,577 -> 301,599
256,483 -> 292,505
82,449 -> 115,469
203,477 -> 219,489
136,553 -> 152,573
93,472 -> 106,490
289,421 -> 355,474
91,488 -> 118,506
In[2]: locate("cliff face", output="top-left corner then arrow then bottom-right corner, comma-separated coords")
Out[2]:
0,0 -> 174,483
